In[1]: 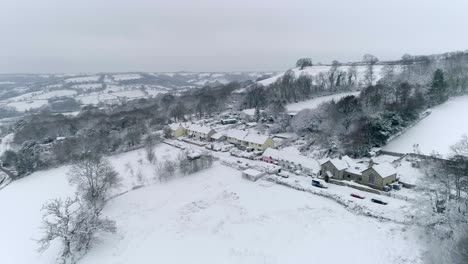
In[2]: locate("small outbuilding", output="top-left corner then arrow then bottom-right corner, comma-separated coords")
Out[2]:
242,168 -> 265,181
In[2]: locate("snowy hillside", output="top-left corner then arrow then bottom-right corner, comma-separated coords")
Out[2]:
0,71 -> 271,113
286,91 -> 360,112
258,65 -> 389,86
384,95 -> 468,157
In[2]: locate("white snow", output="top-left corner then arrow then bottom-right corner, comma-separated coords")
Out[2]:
384,95 -> 468,157
113,74 -> 142,81
286,91 -> 360,112
34,90 -> 77,100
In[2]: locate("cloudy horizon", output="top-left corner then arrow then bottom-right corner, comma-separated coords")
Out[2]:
1,0 -> 468,73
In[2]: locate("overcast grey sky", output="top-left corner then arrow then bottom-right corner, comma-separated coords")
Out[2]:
1,0 -> 467,73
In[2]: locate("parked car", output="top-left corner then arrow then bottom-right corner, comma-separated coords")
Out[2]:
371,198 -> 388,205
350,193 -> 365,199
311,179 -> 328,189
221,144 -> 235,152
277,171 -> 289,178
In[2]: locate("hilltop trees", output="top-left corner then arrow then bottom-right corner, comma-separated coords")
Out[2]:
296,58 -> 313,69
428,69 -> 449,106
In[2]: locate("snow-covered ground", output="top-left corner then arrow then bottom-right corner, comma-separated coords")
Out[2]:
258,65 -> 389,86
384,95 -> 468,157
0,143 -> 423,264
242,91 -> 360,116
286,91 -> 360,112
81,164 -> 421,264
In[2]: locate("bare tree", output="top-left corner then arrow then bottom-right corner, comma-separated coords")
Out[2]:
68,154 -> 121,211
37,197 -> 116,264
363,54 -> 379,86
154,159 -> 177,182
144,134 -> 160,164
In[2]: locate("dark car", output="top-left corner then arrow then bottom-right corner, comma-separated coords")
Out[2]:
311,179 -> 328,189
371,198 -> 388,205
351,193 -> 365,199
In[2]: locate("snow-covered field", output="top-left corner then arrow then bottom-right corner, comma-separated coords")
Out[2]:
259,65 -> 388,86
384,95 -> 468,157
0,143 -> 423,264
65,76 -> 100,83
6,100 -> 49,111
286,91 -> 360,112
80,164 -> 421,264
113,74 -> 142,81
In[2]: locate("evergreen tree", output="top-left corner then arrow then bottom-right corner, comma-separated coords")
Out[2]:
428,69 -> 449,105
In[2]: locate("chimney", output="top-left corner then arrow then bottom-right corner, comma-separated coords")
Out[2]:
368,159 -> 374,168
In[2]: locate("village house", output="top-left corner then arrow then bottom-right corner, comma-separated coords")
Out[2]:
320,157 -> 398,190
319,157 -> 351,180
225,129 -> 249,146
186,124 -> 216,140
241,134 -> 274,151
262,148 -> 320,176
358,163 -> 397,190
168,123 -> 187,138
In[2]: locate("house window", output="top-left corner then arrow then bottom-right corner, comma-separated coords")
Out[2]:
369,173 -> 376,184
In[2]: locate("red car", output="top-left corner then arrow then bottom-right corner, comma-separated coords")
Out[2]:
350,193 -> 365,199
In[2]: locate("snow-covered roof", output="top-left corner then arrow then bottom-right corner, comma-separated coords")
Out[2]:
187,124 -> 214,134
322,158 -> 349,171
225,129 -> 249,140
243,133 -> 270,145
210,132 -> 225,140
168,123 -> 185,130
366,163 -> 397,178
262,148 -> 320,173
242,168 -> 264,177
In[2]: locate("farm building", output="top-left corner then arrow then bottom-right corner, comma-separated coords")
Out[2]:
262,148 -> 320,175
186,124 -> 216,140
241,168 -> 265,181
